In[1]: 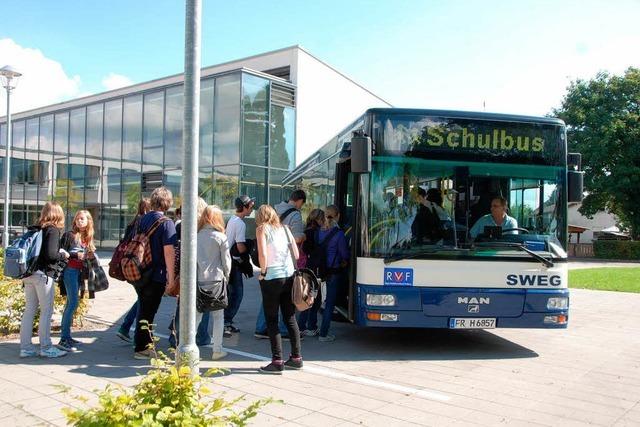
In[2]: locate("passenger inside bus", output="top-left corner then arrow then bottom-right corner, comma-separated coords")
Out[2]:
469,196 -> 519,239
411,187 -> 445,244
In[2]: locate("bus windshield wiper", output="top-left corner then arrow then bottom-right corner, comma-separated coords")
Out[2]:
473,241 -> 554,268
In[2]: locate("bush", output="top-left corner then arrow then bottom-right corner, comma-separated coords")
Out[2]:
62,324 -> 272,426
0,255 -> 89,335
593,240 -> 640,260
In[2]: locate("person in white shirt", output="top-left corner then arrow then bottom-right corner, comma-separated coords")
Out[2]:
223,195 -> 254,335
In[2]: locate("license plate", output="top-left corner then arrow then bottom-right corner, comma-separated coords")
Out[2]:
449,318 -> 496,329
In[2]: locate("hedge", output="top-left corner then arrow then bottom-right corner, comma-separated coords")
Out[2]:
593,240 -> 640,260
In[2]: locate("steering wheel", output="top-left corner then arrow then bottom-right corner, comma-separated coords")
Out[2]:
502,227 -> 529,234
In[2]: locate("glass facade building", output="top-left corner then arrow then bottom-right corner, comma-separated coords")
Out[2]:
0,69 -> 296,247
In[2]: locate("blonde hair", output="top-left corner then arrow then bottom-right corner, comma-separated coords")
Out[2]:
196,197 -> 207,220
38,202 -> 65,229
72,210 -> 96,252
255,205 -> 280,228
150,187 -> 173,212
198,205 -> 225,233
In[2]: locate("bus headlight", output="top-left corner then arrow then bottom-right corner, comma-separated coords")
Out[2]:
366,294 -> 396,306
547,297 -> 569,310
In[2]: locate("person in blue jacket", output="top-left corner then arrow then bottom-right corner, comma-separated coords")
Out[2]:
317,210 -> 349,342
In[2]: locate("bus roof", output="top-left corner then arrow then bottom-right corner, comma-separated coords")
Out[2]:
365,108 -> 565,126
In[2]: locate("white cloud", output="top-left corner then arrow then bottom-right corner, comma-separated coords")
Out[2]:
101,73 -> 133,91
0,38 -> 82,116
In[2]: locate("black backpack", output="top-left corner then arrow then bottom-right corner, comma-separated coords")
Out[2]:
306,228 -> 340,280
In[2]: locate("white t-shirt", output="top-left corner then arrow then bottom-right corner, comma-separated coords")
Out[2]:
225,215 -> 246,250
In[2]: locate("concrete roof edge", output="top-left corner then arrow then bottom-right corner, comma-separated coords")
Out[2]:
295,45 -> 393,107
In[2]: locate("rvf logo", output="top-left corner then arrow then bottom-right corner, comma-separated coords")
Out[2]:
384,268 -> 413,286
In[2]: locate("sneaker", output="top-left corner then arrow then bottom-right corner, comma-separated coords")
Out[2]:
259,361 -> 284,375
57,339 -> 77,352
284,356 -> 303,370
223,329 -> 232,338
319,334 -> 336,342
212,351 -> 228,360
19,349 -> 38,358
69,338 -> 83,346
133,349 -> 157,360
225,325 -> 240,334
301,328 -> 319,337
254,331 -> 269,339
40,347 -> 67,358
116,330 -> 132,343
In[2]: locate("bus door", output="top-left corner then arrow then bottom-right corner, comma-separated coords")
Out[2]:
333,159 -> 356,322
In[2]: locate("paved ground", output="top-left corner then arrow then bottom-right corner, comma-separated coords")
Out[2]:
0,260 -> 639,426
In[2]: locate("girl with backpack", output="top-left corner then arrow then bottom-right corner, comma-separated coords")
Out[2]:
297,209 -> 326,337
255,205 -> 302,374
58,210 -> 96,352
196,205 -> 231,360
19,202 -> 70,358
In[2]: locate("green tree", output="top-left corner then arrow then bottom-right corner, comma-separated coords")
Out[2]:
552,67 -> 640,239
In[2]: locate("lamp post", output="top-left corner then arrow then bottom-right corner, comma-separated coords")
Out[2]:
0,65 -> 22,249
176,0 -> 201,372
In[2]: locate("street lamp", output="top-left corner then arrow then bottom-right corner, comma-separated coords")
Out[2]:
0,65 -> 23,249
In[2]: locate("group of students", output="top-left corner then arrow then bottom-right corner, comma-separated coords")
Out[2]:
111,187 -> 348,374
19,202 -> 97,358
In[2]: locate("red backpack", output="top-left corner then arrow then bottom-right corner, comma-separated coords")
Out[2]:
120,217 -> 168,284
109,218 -> 140,281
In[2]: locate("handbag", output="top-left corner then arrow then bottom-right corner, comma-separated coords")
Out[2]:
86,254 -> 109,293
285,227 -> 320,311
196,279 -> 228,313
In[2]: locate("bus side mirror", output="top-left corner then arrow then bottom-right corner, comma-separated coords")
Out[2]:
567,152 -> 584,203
351,135 -> 372,173
568,170 -> 584,203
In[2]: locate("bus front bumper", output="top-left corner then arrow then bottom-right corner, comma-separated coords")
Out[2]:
356,285 -> 569,329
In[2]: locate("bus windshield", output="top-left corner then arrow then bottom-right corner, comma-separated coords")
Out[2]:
366,156 -> 566,260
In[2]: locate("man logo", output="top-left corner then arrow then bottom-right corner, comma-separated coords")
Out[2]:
468,305 -> 480,313
457,297 -> 490,304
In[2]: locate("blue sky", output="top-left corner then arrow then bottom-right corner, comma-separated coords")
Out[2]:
1,0 -> 638,116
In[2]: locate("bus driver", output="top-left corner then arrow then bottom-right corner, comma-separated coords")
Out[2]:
469,196 -> 518,239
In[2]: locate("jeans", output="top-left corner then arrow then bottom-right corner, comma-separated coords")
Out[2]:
134,281 -> 166,352
260,276 -> 301,361
121,301 -> 139,334
224,266 -> 243,325
60,267 -> 81,340
169,300 -> 211,347
20,271 -> 55,351
196,309 -> 224,353
297,286 -> 322,331
319,272 -> 341,337
255,302 -> 288,335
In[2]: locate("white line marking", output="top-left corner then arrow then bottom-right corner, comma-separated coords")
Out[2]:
94,317 -> 450,402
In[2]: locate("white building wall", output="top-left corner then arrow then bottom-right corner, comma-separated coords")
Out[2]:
568,203 -> 619,243
293,49 -> 392,165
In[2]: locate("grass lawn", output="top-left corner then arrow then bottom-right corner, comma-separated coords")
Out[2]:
569,267 -> 640,293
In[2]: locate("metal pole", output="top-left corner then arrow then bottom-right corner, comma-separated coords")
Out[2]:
3,85 -> 12,249
176,0 -> 201,372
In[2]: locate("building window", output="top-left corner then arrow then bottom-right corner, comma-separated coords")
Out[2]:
104,100 -> 123,160
123,95 -> 143,164
164,86 -> 184,168
213,74 -> 240,165
241,74 -> 269,166
86,104 -> 103,158
70,108 -> 86,156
